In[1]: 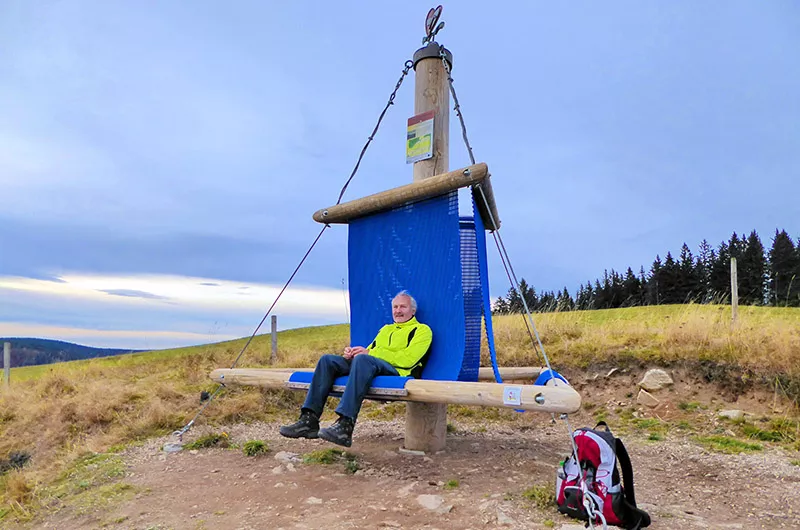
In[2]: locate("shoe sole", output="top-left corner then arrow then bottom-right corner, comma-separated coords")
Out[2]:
318,429 -> 352,447
279,429 -> 319,439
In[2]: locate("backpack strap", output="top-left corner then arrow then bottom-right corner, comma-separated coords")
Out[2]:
615,438 -> 652,529
615,438 -> 636,506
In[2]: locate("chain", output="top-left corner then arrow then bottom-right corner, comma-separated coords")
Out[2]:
440,49 -> 476,166
439,45 -> 549,370
336,59 -> 415,205
173,58 -> 414,441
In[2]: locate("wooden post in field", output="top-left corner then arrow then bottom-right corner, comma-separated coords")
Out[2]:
270,315 -> 278,364
3,342 -> 9,389
404,40 -> 452,453
730,257 -> 739,324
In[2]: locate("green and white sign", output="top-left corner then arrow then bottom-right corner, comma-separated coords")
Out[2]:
406,109 -> 435,164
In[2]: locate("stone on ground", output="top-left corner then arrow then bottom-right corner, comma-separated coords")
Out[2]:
638,368 -> 674,391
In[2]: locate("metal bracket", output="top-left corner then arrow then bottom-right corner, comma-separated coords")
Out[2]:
413,43 -> 452,71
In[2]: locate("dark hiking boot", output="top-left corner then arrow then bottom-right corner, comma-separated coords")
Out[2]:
318,415 -> 355,447
279,410 -> 320,439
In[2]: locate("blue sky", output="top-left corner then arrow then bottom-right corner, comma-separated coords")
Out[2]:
1,1 -> 798,349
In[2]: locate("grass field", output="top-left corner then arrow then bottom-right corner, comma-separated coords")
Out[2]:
1,304 -> 798,520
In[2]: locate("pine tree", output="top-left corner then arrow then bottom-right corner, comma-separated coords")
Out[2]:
739,230 -> 766,305
557,287 -> 574,312
767,229 -> 799,306
506,286 -> 522,313
677,243 -> 700,303
493,296 -> 509,314
697,239 -> 714,302
622,267 -> 641,307
708,242 -> 730,303
583,281 -> 595,310
638,266 -> 649,305
660,252 -> 680,304
647,256 -> 663,305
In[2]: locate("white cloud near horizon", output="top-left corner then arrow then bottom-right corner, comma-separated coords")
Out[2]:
0,272 -> 350,349
0,272 -> 349,316
0,322 -> 220,351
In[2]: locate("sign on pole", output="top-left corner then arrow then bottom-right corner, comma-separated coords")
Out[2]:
406,110 -> 435,164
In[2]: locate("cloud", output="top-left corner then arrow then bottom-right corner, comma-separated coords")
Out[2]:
0,322 -> 226,351
100,289 -> 169,301
0,273 -> 349,316
0,272 -> 351,349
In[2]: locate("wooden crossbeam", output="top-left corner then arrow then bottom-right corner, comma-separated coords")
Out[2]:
312,163 -> 500,229
209,368 -> 580,414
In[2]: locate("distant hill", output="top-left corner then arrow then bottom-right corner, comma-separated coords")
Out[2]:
0,338 -> 144,368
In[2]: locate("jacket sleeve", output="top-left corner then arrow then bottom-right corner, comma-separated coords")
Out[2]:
370,324 -> 433,369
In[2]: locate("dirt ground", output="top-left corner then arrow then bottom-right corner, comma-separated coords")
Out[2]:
16,369 -> 800,530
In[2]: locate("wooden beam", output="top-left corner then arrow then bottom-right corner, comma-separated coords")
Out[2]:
208,367 -> 580,414
312,163 -> 488,225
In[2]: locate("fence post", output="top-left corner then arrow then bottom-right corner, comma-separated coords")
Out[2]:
3,342 -> 9,389
730,257 -> 739,324
271,315 -> 278,364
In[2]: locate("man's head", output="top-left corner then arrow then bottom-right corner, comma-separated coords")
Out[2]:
392,290 -> 417,323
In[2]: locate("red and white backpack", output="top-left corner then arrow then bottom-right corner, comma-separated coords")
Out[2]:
556,422 -> 651,529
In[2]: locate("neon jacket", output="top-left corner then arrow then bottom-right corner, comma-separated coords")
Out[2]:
367,317 -> 433,377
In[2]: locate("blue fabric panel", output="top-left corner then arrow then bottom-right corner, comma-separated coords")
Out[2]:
348,192 -> 467,381
288,371 -> 411,389
472,198 -> 502,383
458,218 -> 481,382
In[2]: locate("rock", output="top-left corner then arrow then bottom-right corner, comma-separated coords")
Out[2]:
606,368 -> 619,378
378,522 -> 401,528
718,409 -> 744,420
272,465 -> 284,475
162,443 -> 183,453
398,481 -> 417,497
286,463 -> 296,472
638,369 -> 674,391
637,389 -> 660,408
274,451 -> 300,463
305,497 -> 323,505
416,494 -> 452,514
496,508 -> 515,526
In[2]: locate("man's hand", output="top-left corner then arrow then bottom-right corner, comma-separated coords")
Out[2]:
343,346 -> 367,360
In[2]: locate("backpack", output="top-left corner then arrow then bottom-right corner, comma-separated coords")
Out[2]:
556,422 -> 651,529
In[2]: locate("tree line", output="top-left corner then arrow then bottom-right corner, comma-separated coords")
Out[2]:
493,229 -> 800,313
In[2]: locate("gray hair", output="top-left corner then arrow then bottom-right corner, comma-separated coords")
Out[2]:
394,290 -> 417,312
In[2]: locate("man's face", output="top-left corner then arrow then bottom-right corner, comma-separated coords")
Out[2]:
392,295 -> 415,323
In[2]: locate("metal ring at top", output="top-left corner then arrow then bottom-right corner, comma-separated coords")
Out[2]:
413,43 -> 452,70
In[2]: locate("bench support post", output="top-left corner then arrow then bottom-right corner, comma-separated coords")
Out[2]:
405,402 -> 447,452
403,42 -> 452,452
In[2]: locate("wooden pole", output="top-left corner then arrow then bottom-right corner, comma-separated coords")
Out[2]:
730,257 -> 739,324
3,342 -> 10,389
404,42 -> 452,453
270,315 -> 278,364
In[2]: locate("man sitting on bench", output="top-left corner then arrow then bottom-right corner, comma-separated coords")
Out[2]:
280,290 -> 433,447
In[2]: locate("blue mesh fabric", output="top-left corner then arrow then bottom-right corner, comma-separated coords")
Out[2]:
459,218 -> 481,382
473,196 -> 502,382
348,192 -> 467,381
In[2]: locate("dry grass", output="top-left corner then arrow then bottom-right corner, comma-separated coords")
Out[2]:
488,304 -> 800,378
0,305 -> 798,520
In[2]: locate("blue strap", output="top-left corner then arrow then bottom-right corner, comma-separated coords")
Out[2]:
473,197 -> 502,384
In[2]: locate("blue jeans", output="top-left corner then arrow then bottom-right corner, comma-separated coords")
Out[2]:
302,354 -> 399,420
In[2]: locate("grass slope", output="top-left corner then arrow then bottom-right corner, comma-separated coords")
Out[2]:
1,304 -> 798,521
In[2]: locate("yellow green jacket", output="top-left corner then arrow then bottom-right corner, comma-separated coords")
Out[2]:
367,317 -> 433,377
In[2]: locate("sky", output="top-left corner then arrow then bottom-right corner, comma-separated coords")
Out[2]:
1,1 -> 798,349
